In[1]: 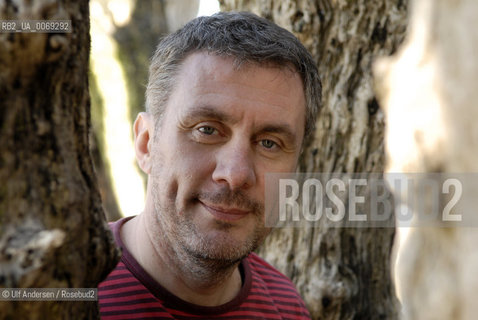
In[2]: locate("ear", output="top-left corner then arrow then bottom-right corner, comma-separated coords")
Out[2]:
133,112 -> 154,174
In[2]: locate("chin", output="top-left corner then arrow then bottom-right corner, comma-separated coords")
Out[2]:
182,230 -> 262,263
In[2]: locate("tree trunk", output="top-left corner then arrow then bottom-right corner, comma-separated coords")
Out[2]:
0,1 -> 120,319
375,0 -> 478,319
220,0 -> 408,318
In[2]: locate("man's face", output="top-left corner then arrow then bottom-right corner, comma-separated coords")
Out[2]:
147,52 -> 306,265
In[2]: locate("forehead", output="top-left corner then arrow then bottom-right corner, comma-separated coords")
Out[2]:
175,52 -> 305,111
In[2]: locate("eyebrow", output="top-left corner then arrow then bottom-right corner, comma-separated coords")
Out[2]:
182,105 -> 238,124
255,124 -> 298,146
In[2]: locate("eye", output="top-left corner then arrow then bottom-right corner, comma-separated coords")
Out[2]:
198,126 -> 217,135
260,139 -> 277,149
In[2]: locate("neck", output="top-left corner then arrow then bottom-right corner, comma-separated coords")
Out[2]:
122,213 -> 242,306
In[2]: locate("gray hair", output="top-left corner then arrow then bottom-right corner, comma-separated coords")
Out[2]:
146,11 -> 322,140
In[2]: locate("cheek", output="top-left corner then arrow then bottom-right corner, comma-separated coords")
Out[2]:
176,136 -> 217,177
256,157 -> 297,181
149,145 -> 179,206
155,148 -> 215,203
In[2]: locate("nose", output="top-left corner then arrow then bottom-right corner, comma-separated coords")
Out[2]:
212,138 -> 256,190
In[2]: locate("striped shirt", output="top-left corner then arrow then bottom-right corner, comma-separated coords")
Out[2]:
98,218 -> 311,319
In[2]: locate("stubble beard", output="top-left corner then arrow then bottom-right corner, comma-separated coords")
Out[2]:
150,174 -> 270,280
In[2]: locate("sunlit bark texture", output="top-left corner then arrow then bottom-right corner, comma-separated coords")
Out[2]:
375,0 -> 478,319
0,0 -> 120,318
220,0 -> 408,318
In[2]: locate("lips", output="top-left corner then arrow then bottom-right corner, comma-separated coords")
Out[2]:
199,201 -> 250,222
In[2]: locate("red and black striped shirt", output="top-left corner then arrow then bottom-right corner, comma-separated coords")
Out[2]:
98,218 -> 311,319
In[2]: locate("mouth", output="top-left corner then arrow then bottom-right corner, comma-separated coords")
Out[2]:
199,201 -> 250,222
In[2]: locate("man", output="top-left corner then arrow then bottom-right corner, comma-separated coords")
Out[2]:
99,11 -> 321,319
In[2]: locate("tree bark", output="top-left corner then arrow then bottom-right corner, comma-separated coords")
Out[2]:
220,0 -> 408,318
0,1 -> 120,318
375,0 -> 478,319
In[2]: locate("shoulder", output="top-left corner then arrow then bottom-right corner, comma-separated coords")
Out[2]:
245,253 -> 311,318
246,252 -> 293,283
